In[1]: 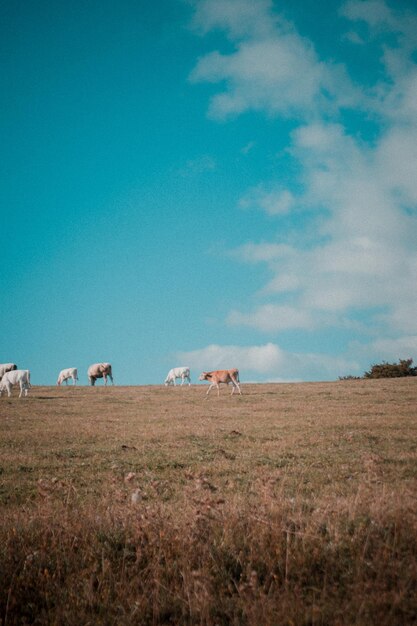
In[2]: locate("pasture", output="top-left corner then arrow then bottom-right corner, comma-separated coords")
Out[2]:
1,379 -> 417,625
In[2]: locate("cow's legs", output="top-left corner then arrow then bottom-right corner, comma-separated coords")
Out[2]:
19,382 -> 29,397
230,376 -> 242,395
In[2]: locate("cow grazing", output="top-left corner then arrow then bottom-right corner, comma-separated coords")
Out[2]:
88,363 -> 113,386
57,368 -> 78,386
0,369 -> 31,398
165,366 -> 191,386
199,369 -> 241,397
0,363 -> 17,380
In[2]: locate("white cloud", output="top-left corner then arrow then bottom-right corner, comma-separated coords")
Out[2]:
191,0 -> 276,40
227,304 -> 313,331
366,335 -> 417,360
231,241 -> 296,263
178,342 -> 360,381
341,0 -> 417,45
343,30 -> 365,45
340,0 -> 393,29
190,2 -> 359,119
348,335 -> 417,373
240,185 -> 296,215
226,110 -> 417,333
178,342 -> 285,374
376,112 -> 417,198
341,0 -> 417,100
188,0 -> 417,378
231,120 -> 417,326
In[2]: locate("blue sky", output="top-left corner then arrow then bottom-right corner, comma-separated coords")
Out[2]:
2,0 -> 417,385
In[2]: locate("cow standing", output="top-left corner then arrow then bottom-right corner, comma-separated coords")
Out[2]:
88,363 -> 113,386
0,369 -> 31,397
57,368 -> 78,385
199,369 -> 241,397
165,367 -> 191,386
0,363 -> 17,380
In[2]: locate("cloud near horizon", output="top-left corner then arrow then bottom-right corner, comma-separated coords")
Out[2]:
188,0 -> 417,381
177,343 -> 360,381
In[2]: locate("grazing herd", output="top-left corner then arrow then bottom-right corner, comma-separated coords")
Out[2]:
0,361 -> 242,399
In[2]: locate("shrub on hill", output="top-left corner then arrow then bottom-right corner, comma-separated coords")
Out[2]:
339,358 -> 417,380
338,375 -> 362,380
364,358 -> 417,379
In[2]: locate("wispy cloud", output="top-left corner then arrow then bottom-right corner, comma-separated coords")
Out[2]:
190,0 -> 359,120
188,0 -> 417,378
227,304 -> 314,332
240,140 -> 255,155
239,185 -> 296,215
179,154 -> 216,176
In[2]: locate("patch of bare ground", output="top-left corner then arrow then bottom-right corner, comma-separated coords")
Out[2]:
1,379 -> 416,624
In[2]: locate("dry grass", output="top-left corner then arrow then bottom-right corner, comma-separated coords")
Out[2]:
1,379 -> 417,625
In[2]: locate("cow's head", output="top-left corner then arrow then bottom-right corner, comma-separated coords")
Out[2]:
199,372 -> 210,381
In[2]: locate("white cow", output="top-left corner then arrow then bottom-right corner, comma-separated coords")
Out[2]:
164,366 -> 191,386
0,363 -> 17,380
57,368 -> 78,386
0,369 -> 31,398
88,362 -> 113,386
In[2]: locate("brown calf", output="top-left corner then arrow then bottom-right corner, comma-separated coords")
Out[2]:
199,368 -> 241,397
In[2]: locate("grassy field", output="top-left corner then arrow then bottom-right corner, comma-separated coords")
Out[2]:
1,379 -> 417,625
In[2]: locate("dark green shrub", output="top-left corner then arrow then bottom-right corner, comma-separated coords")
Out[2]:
364,358 -> 417,379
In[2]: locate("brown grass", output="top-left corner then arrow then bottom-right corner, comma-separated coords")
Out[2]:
1,379 -> 417,625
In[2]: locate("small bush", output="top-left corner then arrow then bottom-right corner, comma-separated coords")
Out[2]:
364,358 -> 417,379
338,375 -> 362,380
